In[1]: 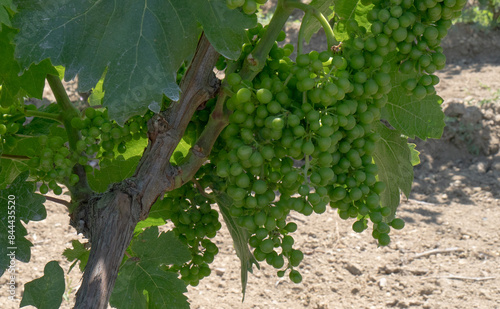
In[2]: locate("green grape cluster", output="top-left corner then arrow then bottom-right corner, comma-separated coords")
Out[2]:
70,107 -> 150,167
29,135 -> 78,195
359,0 -> 466,99
226,0 -> 268,15
156,183 -> 222,287
0,104 -> 30,152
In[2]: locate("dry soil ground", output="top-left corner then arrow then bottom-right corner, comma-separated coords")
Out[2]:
1,17 -> 500,309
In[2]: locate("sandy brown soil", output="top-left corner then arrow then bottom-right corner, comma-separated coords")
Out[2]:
1,17 -> 500,309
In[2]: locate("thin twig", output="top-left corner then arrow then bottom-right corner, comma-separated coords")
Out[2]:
44,195 -> 71,208
409,247 -> 464,261
191,178 -> 214,200
423,275 -> 496,281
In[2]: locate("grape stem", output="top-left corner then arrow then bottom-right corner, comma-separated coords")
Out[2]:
46,74 -> 93,202
178,92 -> 228,185
238,1 -> 294,80
0,154 -> 30,160
283,0 -> 337,50
25,109 -> 64,123
191,178 -> 215,201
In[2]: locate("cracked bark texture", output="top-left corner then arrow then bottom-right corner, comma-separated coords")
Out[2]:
71,34 -> 221,309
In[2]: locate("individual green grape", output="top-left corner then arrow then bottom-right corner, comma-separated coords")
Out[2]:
289,270 -> 302,283
378,233 -> 391,246
390,218 -> 405,229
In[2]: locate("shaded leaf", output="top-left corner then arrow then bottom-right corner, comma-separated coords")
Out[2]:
215,190 -> 259,300
0,171 -> 46,276
383,55 -> 445,139
14,0 -> 200,124
372,123 -> 413,221
188,0 -> 255,59
20,261 -> 65,309
110,227 -> 191,309
87,156 -> 141,193
62,239 -> 89,273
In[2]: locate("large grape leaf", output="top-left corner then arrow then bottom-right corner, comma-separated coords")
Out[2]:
0,171 -> 46,277
20,261 -> 65,309
13,0 -> 254,124
110,227 -> 191,309
215,190 -> 259,300
372,123 -> 413,220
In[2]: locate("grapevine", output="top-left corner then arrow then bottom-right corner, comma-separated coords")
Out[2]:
0,0 -> 467,307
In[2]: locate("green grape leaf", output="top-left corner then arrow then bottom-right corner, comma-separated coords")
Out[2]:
0,26 -> 57,106
20,261 -> 65,309
0,159 -> 29,190
0,128 -> 65,189
0,171 -> 46,276
62,239 -> 89,273
187,0 -> 256,59
134,197 -> 171,234
170,138 -> 191,165
88,73 -> 105,106
333,0 -> 372,41
21,104 -> 61,136
19,59 -> 58,99
14,0 -> 200,125
301,0 -> 334,44
13,0 -> 253,124
383,57 -> 445,139
87,137 -> 148,192
110,227 -> 191,309
372,123 -> 413,221
409,143 -> 420,166
215,190 -> 259,300
87,156 -> 141,193
333,0 -> 359,20
0,0 -> 12,29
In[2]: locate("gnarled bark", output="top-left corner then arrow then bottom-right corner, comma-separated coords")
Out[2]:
71,33 -> 221,309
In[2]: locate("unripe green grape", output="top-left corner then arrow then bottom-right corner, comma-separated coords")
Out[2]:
296,54 -> 310,67
117,142 -> 127,153
53,185 -> 63,195
373,181 -> 386,194
350,53 -> 365,70
256,88 -> 272,104
84,107 -> 96,119
252,180 -> 267,195
378,233 -> 391,246
392,27 -> 408,42
402,78 -> 417,91
352,220 -> 366,233
369,211 -> 383,223
264,216 -> 277,230
70,174 -> 80,185
290,249 -> 304,267
236,88 -> 252,103
259,238 -> 274,253
413,85 -> 427,99
390,218 -> 405,229
39,183 -> 49,194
